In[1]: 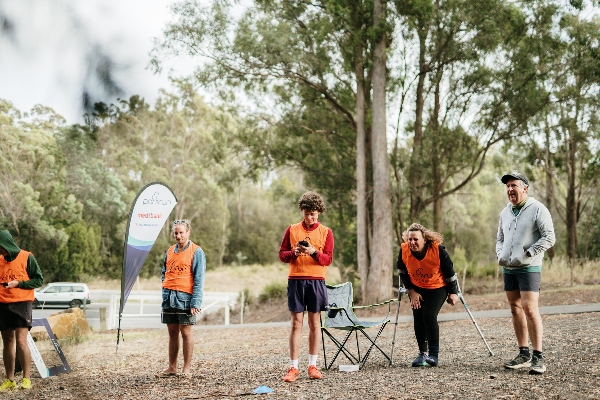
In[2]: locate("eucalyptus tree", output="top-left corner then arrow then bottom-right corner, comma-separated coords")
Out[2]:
391,0 -> 551,231
0,100 -> 104,281
152,0 -> 398,302
522,6 -> 600,261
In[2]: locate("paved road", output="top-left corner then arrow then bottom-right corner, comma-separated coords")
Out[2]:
32,302 -> 163,330
33,290 -> 239,330
192,302 -> 600,330
34,301 -> 600,331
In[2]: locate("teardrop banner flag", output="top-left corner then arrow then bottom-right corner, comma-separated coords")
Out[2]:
117,182 -> 177,351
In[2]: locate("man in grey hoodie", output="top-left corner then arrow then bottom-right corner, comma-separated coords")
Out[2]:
496,172 -> 555,375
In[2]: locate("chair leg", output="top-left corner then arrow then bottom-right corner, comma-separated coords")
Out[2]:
358,322 -> 391,368
355,329 -> 361,363
320,316 -> 328,370
322,329 -> 360,370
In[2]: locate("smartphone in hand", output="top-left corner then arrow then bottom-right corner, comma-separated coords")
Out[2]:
298,240 -> 309,247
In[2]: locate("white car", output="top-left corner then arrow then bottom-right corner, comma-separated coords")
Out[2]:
34,282 -> 91,309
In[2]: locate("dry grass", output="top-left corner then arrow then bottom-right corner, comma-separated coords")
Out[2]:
85,263 -> 342,297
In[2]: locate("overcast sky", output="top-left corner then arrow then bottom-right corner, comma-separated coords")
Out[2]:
0,0 -> 196,124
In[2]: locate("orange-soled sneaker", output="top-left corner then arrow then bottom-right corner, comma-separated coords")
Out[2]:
283,367 -> 300,382
307,365 -> 322,379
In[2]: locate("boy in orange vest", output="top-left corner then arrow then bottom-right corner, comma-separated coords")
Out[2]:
279,192 -> 334,382
0,230 -> 44,391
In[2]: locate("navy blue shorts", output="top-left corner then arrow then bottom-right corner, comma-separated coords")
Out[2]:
287,279 -> 328,313
504,272 -> 541,292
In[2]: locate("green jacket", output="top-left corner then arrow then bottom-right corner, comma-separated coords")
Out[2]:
0,230 -> 44,289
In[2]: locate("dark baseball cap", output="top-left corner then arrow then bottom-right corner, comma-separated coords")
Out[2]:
501,172 -> 529,186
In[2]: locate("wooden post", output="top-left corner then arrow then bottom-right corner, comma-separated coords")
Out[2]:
240,291 -> 244,325
99,307 -> 107,332
225,302 -> 230,325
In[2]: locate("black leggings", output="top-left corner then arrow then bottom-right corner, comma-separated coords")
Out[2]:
412,286 -> 447,352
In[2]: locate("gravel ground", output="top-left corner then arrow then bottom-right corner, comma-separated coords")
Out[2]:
2,310 -> 599,399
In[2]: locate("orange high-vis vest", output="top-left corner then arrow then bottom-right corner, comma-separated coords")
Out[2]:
288,222 -> 329,279
401,242 -> 445,289
163,242 -> 199,295
0,250 -> 34,303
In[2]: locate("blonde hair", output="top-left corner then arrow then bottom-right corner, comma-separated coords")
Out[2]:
402,223 -> 443,245
172,219 -> 191,232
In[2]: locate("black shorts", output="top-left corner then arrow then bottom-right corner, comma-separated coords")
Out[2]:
0,302 -> 33,331
504,272 -> 541,292
287,279 -> 328,313
161,307 -> 197,325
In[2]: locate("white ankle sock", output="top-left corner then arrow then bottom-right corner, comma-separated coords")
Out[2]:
290,359 -> 299,369
308,354 -> 318,367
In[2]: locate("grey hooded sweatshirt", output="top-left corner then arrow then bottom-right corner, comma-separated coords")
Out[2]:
496,197 -> 555,270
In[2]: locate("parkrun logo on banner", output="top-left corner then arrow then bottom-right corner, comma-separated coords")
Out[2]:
142,191 -> 173,206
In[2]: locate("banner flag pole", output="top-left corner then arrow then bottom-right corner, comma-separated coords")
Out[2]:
116,182 -> 177,354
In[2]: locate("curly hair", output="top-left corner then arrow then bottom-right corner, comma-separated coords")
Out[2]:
402,223 -> 443,245
298,191 -> 326,213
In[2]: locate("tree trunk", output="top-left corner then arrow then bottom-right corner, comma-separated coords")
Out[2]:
365,0 -> 393,304
544,120 -> 554,260
409,28 -> 428,222
566,129 -> 578,260
431,72 -> 442,231
355,41 -> 369,289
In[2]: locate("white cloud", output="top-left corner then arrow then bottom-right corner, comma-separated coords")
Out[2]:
0,0 -> 195,123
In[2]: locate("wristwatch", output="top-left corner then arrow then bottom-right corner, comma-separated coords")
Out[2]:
311,251 -> 318,257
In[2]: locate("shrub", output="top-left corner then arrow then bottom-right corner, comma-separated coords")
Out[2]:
258,282 -> 287,303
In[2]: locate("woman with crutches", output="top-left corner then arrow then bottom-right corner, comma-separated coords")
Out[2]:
396,223 -> 459,367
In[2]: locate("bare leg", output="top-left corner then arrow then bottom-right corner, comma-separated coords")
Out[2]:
180,325 -> 194,373
15,328 -> 31,379
307,312 -> 321,356
166,323 -> 180,373
520,291 -> 543,351
506,290 -> 529,347
1,329 -> 16,380
289,312 -> 304,360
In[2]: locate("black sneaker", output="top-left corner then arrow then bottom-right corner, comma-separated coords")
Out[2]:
411,352 -> 428,367
425,354 -> 438,367
504,353 -> 531,369
529,354 -> 546,375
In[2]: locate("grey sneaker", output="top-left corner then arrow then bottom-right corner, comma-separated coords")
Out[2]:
411,352 -> 428,367
504,352 -> 531,369
529,354 -> 546,375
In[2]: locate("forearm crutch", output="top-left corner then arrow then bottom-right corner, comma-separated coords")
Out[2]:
456,281 -> 494,356
390,277 -> 408,365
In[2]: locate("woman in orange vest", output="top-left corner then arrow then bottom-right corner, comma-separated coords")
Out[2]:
0,230 -> 44,391
159,220 -> 205,377
397,223 -> 459,367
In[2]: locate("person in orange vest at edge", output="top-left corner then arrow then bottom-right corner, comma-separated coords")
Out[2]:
0,230 -> 44,391
397,223 -> 459,367
279,192 -> 334,382
158,220 -> 206,377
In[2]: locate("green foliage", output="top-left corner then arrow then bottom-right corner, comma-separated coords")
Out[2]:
258,282 -> 287,303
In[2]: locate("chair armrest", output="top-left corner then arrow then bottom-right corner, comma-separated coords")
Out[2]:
353,298 -> 395,309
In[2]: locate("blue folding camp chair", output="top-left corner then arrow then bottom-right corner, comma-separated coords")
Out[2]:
321,282 -> 404,370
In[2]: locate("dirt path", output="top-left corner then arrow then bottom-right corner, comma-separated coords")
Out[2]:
3,309 -> 600,399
